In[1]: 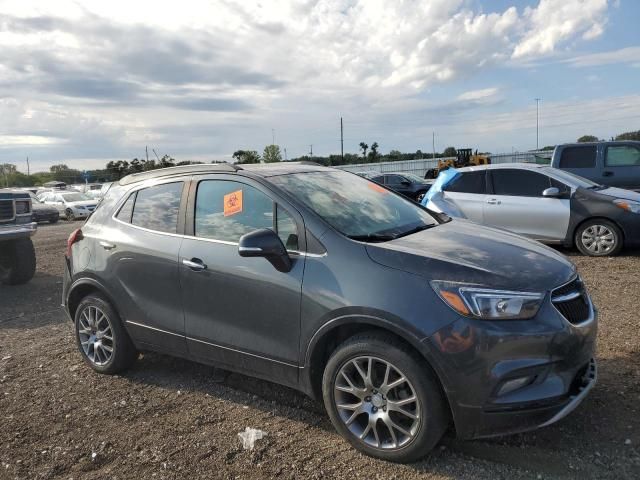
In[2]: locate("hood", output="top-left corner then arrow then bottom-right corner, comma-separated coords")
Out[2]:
365,219 -> 576,292
597,186 -> 640,202
32,203 -> 57,212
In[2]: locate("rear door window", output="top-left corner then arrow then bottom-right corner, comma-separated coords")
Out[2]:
491,170 -> 552,197
444,171 -> 486,194
605,145 -> 640,167
559,146 -> 597,168
130,182 -> 183,233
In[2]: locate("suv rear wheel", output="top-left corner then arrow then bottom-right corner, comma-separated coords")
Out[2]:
322,333 -> 448,463
0,238 -> 36,285
74,294 -> 138,374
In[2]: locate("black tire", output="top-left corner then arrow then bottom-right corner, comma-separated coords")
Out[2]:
0,238 -> 36,285
49,216 -> 59,224
322,333 -> 448,463
74,294 -> 138,374
65,208 -> 75,221
574,219 -> 623,257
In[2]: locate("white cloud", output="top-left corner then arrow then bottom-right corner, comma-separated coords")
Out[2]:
0,0 -> 615,167
566,46 -> 640,67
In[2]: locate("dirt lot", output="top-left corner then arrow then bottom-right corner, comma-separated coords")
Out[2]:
1,222 -> 639,479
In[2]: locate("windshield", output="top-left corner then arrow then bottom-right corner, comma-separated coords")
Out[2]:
61,193 -> 91,202
546,168 -> 601,189
269,170 -> 437,240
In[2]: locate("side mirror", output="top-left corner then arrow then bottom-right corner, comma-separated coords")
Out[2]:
542,187 -> 560,198
238,228 -> 292,273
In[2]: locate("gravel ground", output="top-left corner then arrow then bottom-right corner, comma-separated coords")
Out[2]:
0,222 -> 639,480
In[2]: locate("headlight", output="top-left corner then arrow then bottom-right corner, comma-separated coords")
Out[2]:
431,281 -> 544,320
15,200 -> 31,215
613,199 -> 640,214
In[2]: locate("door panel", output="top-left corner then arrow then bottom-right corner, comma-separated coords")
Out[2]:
442,192 -> 485,222
179,178 -> 304,386
604,144 -> 640,189
483,195 -> 570,241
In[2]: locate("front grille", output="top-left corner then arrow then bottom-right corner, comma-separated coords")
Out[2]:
552,277 -> 591,325
0,200 -> 14,222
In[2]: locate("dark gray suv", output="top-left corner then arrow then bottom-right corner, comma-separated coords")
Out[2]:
62,163 -> 597,463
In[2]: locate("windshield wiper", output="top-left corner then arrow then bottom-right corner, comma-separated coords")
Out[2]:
393,223 -> 435,239
347,233 -> 396,243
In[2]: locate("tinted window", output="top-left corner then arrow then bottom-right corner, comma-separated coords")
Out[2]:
559,146 -> 597,168
131,182 -> 183,233
195,180 -> 273,243
269,170 -> 436,239
385,175 -> 405,185
605,146 -> 640,167
276,205 -> 299,250
116,192 -> 136,223
491,170 -> 551,197
371,175 -> 385,184
444,171 -> 486,194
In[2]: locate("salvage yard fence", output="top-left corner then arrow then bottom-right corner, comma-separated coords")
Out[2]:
335,150 -> 553,178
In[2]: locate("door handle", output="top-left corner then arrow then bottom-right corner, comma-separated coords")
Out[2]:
99,241 -> 116,250
603,171 -> 614,177
486,198 -> 501,205
182,258 -> 207,271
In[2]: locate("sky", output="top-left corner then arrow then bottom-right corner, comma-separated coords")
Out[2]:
0,0 -> 639,172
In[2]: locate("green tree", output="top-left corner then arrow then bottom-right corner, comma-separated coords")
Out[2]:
359,142 -> 368,159
577,135 -> 599,142
615,130 -> 640,141
232,150 -> 261,164
263,144 -> 282,163
368,142 -> 379,162
443,147 -> 457,157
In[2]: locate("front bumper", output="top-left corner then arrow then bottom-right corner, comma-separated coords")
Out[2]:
425,292 -> 597,439
0,222 -> 37,240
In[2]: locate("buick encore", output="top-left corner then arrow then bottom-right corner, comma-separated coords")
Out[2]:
62,163 -> 597,463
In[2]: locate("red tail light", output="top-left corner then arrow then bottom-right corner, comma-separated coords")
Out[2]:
66,228 -> 83,258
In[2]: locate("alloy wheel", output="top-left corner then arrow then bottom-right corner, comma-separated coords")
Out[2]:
581,224 -> 615,254
334,356 -> 421,450
77,305 -> 114,366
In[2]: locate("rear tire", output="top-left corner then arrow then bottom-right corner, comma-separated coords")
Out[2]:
65,208 -> 75,221
50,216 -> 59,224
74,294 -> 138,374
575,219 -> 623,257
0,238 -> 36,285
322,333 -> 448,463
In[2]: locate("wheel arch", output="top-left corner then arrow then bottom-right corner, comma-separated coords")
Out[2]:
66,278 -> 119,322
303,315 -> 454,425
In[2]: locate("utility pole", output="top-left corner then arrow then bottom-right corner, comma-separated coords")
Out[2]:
309,144 -> 313,160
146,145 -> 149,162
340,117 -> 344,162
284,148 -> 287,161
272,129 -> 275,145
26,157 -> 30,177
535,98 -> 541,150
432,132 -> 436,160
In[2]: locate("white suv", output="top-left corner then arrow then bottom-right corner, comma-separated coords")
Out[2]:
38,191 -> 98,221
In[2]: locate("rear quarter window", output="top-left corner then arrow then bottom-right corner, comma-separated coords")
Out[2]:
130,182 -> 184,233
559,146 -> 597,168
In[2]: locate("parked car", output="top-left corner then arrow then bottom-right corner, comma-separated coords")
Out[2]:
366,172 -> 433,202
38,191 -> 98,220
551,141 -> 640,191
28,192 -> 60,224
63,163 -> 596,463
0,189 -> 37,285
426,163 -> 640,256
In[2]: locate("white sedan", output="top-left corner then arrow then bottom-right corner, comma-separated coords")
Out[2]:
38,191 -> 98,220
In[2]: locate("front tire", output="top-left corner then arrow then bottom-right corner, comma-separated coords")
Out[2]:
0,238 -> 36,285
65,208 -> 75,221
575,219 -> 623,256
74,294 -> 138,374
322,333 -> 448,463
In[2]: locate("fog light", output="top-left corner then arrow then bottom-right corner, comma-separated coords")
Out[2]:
497,376 -> 531,396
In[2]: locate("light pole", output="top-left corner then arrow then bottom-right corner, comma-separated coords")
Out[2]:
535,98 -> 541,150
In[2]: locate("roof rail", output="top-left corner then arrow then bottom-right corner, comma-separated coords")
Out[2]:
119,163 -> 242,186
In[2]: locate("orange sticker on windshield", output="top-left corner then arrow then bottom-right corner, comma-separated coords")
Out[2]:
368,182 -> 387,194
224,190 -> 243,216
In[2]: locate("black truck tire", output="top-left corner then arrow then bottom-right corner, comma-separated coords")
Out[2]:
0,238 -> 36,285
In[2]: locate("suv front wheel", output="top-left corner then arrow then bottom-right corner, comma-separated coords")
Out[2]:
322,333 -> 448,463
74,294 -> 138,374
